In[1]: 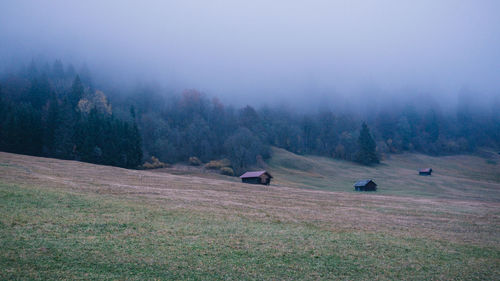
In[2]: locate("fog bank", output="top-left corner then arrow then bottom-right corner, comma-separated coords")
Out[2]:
1,0 -> 499,107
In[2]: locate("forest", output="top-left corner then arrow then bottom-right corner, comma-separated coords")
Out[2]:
1,59 -> 499,174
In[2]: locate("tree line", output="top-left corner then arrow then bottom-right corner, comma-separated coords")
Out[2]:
0,60 -> 142,168
1,59 -> 499,173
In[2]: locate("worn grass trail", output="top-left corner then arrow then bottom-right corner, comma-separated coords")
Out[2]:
0,151 -> 499,279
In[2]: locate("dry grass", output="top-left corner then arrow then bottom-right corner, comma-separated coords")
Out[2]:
269,147 -> 500,201
0,150 -> 499,279
0,151 -> 498,247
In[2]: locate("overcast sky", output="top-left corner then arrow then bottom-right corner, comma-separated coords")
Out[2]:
1,0 -> 499,106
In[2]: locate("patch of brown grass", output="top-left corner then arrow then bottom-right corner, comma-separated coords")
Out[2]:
0,151 -> 499,249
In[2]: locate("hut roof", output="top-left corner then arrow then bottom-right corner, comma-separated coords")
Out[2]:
419,168 -> 432,173
240,170 -> 273,178
354,179 -> 376,187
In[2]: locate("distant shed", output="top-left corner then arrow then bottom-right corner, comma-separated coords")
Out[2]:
419,168 -> 433,176
240,171 -> 273,185
354,179 -> 377,191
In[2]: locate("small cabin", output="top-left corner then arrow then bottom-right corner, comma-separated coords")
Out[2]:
240,171 -> 273,185
354,179 -> 377,191
419,168 -> 432,176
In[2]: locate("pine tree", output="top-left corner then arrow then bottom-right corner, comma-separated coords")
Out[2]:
75,108 -> 100,163
355,122 -> 379,165
4,104 -> 43,155
52,59 -> 65,79
28,74 -> 51,109
0,86 -> 7,150
43,93 -> 59,155
397,116 -> 411,150
70,75 -> 84,108
53,98 -> 78,159
128,106 -> 143,168
424,109 -> 440,143
27,59 -> 38,79
66,64 -> 76,79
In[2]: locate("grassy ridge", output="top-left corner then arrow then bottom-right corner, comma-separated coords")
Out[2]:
1,183 -> 499,280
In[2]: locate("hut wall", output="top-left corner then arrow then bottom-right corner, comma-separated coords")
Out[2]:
242,177 -> 261,184
355,183 -> 377,191
242,176 -> 271,185
259,174 -> 271,185
365,182 -> 377,191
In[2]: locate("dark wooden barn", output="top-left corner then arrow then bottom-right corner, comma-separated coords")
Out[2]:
354,179 -> 377,191
240,171 -> 273,185
419,168 -> 432,176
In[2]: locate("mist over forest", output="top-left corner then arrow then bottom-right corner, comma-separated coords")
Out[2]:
2,3 -> 500,279
1,1 -> 500,173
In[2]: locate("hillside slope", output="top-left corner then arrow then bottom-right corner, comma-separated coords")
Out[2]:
268,147 -> 500,201
0,151 -> 499,279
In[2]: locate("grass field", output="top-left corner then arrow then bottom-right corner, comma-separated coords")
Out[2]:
269,147 -> 500,200
1,150 -> 499,280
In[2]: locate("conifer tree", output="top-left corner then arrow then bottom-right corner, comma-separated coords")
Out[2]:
128,106 -> 143,168
70,75 -> 84,108
28,74 -> 51,109
43,93 -> 59,155
53,97 -> 77,159
52,59 -> 65,79
0,85 -> 7,150
27,59 -> 38,79
355,122 -> 379,165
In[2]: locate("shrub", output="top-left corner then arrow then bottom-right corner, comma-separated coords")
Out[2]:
204,158 -> 231,170
220,167 -> 234,176
189,156 -> 202,166
141,156 -> 168,169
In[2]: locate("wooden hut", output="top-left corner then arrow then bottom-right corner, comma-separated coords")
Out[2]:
240,171 -> 273,185
354,179 -> 377,191
419,168 -> 432,176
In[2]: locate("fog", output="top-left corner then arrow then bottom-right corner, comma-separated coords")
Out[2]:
1,0 -> 499,108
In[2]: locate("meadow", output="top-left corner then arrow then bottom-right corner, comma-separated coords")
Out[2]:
1,150 -> 499,280
268,147 -> 500,200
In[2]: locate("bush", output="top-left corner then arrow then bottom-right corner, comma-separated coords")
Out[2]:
189,156 -> 202,166
220,167 -> 234,176
141,156 -> 168,169
204,159 -> 231,170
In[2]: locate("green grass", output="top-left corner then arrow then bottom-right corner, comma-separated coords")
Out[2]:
268,147 -> 500,201
1,183 -> 499,280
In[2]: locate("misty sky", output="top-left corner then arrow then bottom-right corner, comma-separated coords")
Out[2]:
1,0 -> 499,106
